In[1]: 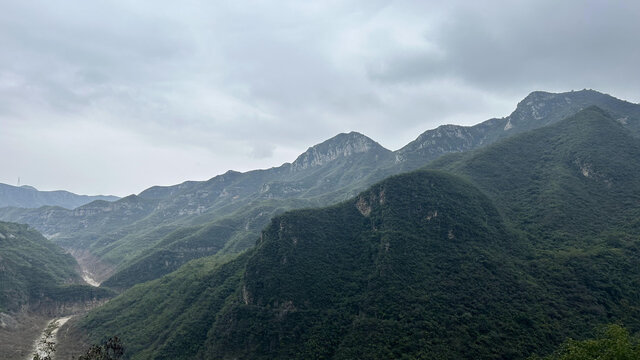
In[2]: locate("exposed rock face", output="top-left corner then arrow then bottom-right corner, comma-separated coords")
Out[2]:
290,132 -> 385,171
396,89 -> 640,166
21,298 -> 110,318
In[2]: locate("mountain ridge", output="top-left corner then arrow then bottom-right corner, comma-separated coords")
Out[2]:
1,89 -> 639,290
65,104 -> 640,359
0,183 -> 119,209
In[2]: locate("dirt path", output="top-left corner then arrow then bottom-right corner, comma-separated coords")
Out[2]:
29,316 -> 73,360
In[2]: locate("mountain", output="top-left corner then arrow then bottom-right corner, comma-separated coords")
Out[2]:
0,221 -> 80,313
0,183 -> 119,209
63,106 -> 640,359
0,221 -> 113,313
428,106 -> 640,241
1,90 -> 638,291
68,171 -> 541,359
395,89 -> 640,169
0,132 -> 395,287
0,221 -> 114,359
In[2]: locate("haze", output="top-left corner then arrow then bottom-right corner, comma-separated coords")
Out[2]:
1,0 -> 639,196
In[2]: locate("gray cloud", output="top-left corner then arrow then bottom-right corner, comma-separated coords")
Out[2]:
0,0 -> 638,195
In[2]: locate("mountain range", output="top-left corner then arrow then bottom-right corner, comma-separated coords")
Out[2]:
1,89 -> 638,292
2,89 -> 640,358
55,105 -> 640,359
0,183 -> 119,209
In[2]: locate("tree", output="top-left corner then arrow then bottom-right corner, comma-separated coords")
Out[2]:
76,336 -> 124,360
540,324 -> 640,360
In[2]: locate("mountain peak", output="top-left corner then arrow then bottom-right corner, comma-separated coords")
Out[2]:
290,132 -> 389,171
507,89 -> 616,129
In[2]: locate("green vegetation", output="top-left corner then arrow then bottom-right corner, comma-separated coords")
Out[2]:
429,106 -> 640,244
2,90 -> 639,292
77,336 -> 125,360
80,252 -> 247,359
0,221 -> 113,313
73,106 -> 640,359
536,324 -> 640,360
79,171 -> 541,359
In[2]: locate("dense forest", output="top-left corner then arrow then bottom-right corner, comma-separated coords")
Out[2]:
67,107 -> 640,359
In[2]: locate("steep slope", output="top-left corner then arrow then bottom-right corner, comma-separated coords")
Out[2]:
202,171 -> 535,360
73,171 -> 544,359
79,91 -> 640,289
71,106 -> 640,359
395,89 -> 640,169
0,183 -> 118,209
0,221 -> 114,360
426,106 -> 640,341
0,221 -> 82,313
0,221 -> 113,314
429,106 -> 640,243
0,132 -> 395,286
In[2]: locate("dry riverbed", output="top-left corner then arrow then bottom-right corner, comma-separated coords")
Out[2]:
0,313 -> 49,360
29,316 -> 73,360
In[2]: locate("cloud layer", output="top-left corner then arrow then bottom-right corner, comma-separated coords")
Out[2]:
1,0 -> 638,195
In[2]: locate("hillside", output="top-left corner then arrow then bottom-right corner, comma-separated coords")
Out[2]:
0,183 -> 118,209
72,171 -> 542,359
429,106 -> 640,243
0,221 -> 82,313
66,106 -> 640,359
395,89 -> 640,170
0,221 -> 113,314
1,90 -> 638,291
0,221 -> 114,359
426,106 -> 640,340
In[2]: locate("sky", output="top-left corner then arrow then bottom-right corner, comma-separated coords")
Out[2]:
1,0 -> 639,196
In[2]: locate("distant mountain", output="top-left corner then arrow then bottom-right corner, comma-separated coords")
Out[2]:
66,106 -> 640,359
0,90 -> 638,291
0,183 -> 119,209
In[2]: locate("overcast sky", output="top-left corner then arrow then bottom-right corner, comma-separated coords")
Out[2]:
1,0 -> 639,196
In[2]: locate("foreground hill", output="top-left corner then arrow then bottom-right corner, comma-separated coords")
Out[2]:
1,90 -> 638,291
0,183 -> 118,209
65,106 -> 640,359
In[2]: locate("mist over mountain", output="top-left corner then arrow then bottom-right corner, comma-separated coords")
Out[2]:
0,183 -> 119,209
